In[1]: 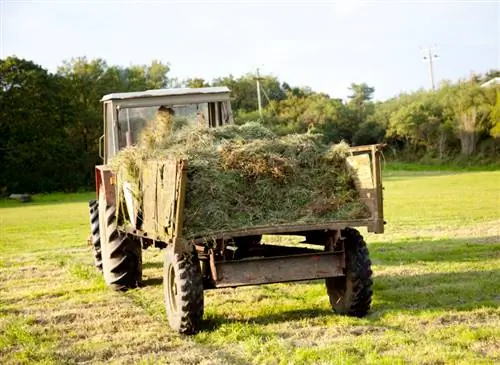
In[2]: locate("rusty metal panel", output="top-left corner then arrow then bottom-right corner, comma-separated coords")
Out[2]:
96,165 -> 116,207
212,252 -> 344,288
192,219 -> 373,243
156,159 -> 179,241
141,160 -> 158,237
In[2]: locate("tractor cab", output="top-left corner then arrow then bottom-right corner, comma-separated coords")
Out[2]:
99,86 -> 233,164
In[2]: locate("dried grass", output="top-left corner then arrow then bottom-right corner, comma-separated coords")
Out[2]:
110,117 -> 370,238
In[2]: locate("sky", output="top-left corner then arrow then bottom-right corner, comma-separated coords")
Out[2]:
1,0 -> 499,100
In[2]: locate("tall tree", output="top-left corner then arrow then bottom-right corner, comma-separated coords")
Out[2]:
146,60 -> 170,89
442,80 -> 492,156
348,83 -> 375,106
0,57 -> 77,192
489,90 -> 500,138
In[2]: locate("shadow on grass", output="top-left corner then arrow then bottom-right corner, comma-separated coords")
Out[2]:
201,308 -> 334,331
370,236 -> 500,265
141,277 -> 163,286
197,267 -> 499,329
133,235 -> 499,330
372,268 -> 500,314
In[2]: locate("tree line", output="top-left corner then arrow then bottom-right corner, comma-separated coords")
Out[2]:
1,56 -> 498,194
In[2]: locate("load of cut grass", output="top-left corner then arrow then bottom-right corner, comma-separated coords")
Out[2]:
111,115 -> 370,238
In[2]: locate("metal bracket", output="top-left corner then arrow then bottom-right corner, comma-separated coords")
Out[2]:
98,135 -> 104,160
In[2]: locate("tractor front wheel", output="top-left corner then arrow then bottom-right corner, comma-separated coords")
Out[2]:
163,245 -> 204,335
98,186 -> 142,291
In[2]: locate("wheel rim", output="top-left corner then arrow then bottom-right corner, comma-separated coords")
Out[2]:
167,264 -> 178,313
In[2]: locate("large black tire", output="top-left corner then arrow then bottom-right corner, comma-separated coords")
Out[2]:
101,204 -> 142,291
163,245 -> 204,335
88,200 -> 103,271
325,228 -> 373,317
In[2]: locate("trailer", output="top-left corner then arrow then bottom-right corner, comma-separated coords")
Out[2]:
88,86 -> 385,334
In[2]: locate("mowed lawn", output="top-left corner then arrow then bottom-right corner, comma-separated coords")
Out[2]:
0,170 -> 499,364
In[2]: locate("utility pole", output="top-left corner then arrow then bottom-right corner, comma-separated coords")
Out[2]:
255,68 -> 263,119
422,46 -> 439,90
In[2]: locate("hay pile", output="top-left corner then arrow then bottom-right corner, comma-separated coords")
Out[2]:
111,115 -> 370,238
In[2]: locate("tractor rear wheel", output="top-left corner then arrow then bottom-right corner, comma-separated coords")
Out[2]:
325,228 -> 373,317
163,245 -> 204,335
88,199 -> 103,271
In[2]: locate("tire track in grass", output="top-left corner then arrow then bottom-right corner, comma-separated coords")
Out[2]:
0,249 -> 246,364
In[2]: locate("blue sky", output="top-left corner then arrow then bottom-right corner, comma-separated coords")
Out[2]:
1,0 -> 499,100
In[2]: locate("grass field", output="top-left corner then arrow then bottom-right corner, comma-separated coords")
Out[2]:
1,169 -> 499,364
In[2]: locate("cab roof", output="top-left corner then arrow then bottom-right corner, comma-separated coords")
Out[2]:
100,86 -> 231,102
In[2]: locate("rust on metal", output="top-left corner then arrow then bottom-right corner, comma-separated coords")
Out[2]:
95,165 -> 116,207
211,252 -> 344,288
191,219 -> 373,244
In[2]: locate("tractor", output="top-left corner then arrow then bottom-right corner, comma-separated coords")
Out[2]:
89,86 -> 385,334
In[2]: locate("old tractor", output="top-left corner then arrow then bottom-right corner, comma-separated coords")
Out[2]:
89,86 -> 385,334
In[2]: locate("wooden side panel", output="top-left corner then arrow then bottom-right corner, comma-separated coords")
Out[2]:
346,153 -> 373,189
156,159 -> 179,241
346,153 -> 375,215
371,148 -> 385,233
141,160 -> 158,236
140,157 -> 188,247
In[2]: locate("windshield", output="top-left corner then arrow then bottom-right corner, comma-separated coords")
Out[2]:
117,103 -> 209,148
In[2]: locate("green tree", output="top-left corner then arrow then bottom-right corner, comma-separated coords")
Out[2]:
57,57 -> 117,186
489,90 -> 500,138
348,83 -> 375,106
346,83 -> 376,141
442,80 -> 492,156
185,78 -> 209,88
0,57 -> 77,192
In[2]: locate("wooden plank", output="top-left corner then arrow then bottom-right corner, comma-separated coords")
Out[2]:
212,252 -> 344,288
174,160 -> 187,236
346,153 -> 374,189
346,153 -> 375,215
141,160 -> 158,236
371,148 -> 385,233
156,159 -> 178,241
173,160 -> 188,253
348,143 -> 387,153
